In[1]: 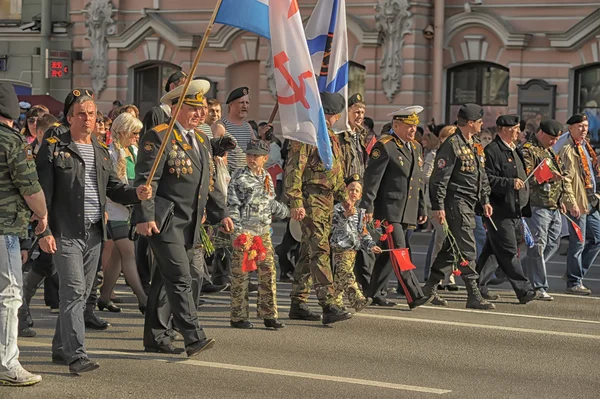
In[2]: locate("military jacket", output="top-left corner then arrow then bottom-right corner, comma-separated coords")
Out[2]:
361,133 -> 425,225
42,121 -> 69,141
521,136 -> 566,209
227,166 -> 289,235
284,128 -> 347,208
430,129 -> 491,211
338,125 -> 368,179
0,122 -> 41,237
330,204 -> 376,252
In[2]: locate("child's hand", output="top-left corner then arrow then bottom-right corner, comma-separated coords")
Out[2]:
372,246 -> 382,254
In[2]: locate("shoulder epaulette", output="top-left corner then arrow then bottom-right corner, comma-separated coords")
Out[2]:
522,142 -> 532,149
379,135 -> 394,144
52,122 -> 61,127
154,123 -> 168,133
45,137 -> 58,144
97,140 -> 108,149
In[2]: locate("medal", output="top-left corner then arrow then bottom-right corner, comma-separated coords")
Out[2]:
169,150 -> 177,158
169,167 -> 175,174
173,145 -> 179,151
175,159 -> 181,166
188,166 -> 193,174
182,167 -> 187,175
65,153 -> 71,158
186,159 -> 192,166
178,151 -> 185,159
176,168 -> 181,178
168,159 -> 174,166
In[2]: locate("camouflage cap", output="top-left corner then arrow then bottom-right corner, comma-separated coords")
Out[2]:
246,139 -> 270,155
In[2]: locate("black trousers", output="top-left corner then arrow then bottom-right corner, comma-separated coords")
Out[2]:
211,248 -> 231,286
428,199 -> 479,284
28,250 -> 59,308
143,238 -> 206,348
353,248 -> 374,291
476,217 -> 532,298
136,236 -> 152,293
275,221 -> 298,277
366,222 -> 424,305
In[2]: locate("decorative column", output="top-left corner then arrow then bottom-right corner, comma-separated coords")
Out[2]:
84,0 -> 116,96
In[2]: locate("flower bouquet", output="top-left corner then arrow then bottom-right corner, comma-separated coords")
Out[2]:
233,233 -> 267,273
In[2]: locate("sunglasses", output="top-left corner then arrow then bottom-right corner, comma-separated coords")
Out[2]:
27,117 -> 38,124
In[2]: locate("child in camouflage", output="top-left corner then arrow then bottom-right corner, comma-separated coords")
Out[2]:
227,140 -> 289,330
331,175 -> 382,312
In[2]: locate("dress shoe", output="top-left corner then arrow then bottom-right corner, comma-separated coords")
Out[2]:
202,283 -> 229,294
69,358 -> 100,374
98,299 -> 121,313
51,353 -> 67,365
408,295 -> 433,310
18,327 -> 36,338
322,305 -> 352,325
481,291 -> 500,301
353,297 -> 372,313
186,338 -> 215,357
84,314 -> 110,330
288,302 -> 322,321
444,284 -> 460,292
248,282 -> 258,293
230,320 -> 254,329
518,290 -> 536,304
144,343 -> 185,354
264,319 -> 285,329
371,297 -> 396,307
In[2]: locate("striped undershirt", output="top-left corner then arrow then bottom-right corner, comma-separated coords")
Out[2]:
219,117 -> 255,172
75,143 -> 102,224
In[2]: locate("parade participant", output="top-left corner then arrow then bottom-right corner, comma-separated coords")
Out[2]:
141,70 -> 187,137
44,89 -> 94,140
133,79 -> 231,356
477,115 -> 536,304
521,120 -> 569,301
206,99 -> 221,126
361,106 -> 431,309
36,94 -> 152,374
0,83 -> 46,386
212,87 -> 256,172
331,175 -> 382,312
555,114 -> 599,295
284,92 -> 353,325
33,114 -> 58,155
21,105 -> 48,145
425,103 -> 495,310
339,93 -> 368,179
227,140 -> 289,329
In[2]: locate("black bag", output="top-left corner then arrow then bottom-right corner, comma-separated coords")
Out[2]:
129,196 -> 175,240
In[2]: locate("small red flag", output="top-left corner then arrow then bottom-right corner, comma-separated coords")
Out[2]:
366,135 -> 377,155
533,159 -> 554,184
570,219 -> 583,243
390,248 -> 416,272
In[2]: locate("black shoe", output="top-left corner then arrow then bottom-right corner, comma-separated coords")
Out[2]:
52,353 -> 66,365
84,313 -> 110,330
264,319 -> 285,329
19,310 -> 33,328
289,302 -> 322,321
481,292 -> 500,301
230,320 -> 254,329
98,299 -> 121,313
322,305 -> 353,325
518,290 -> 536,304
445,284 -> 460,292
144,343 -> 185,354
186,338 -> 215,357
371,297 -> 397,307
18,327 -> 36,338
423,283 -> 448,306
248,282 -> 258,293
110,297 -> 124,304
69,358 -> 100,374
408,295 -> 433,310
202,283 -> 229,294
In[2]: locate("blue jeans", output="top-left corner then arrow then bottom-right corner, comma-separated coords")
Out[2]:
0,235 -> 23,372
522,207 -> 562,291
566,206 -> 600,287
474,216 -> 486,260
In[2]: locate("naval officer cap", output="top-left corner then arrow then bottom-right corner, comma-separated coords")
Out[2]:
348,93 -> 365,108
320,92 -> 345,115
566,113 -> 588,125
496,114 -> 520,127
539,119 -> 563,137
245,139 -> 270,156
0,83 -> 20,120
226,87 -> 250,104
387,106 -> 424,126
165,70 -> 188,93
160,79 -> 210,107
457,103 -> 484,121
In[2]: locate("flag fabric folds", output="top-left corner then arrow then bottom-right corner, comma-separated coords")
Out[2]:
569,218 -> 584,243
305,0 -> 349,132
533,159 -> 555,184
215,0 -> 270,39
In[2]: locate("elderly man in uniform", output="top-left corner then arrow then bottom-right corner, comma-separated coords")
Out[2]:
520,120 -> 569,301
554,114 -> 599,295
284,92 -> 354,325
425,104 -> 495,310
36,93 -> 152,374
134,79 -> 232,356
361,106 -> 431,309
0,83 -> 46,386
477,115 -> 536,304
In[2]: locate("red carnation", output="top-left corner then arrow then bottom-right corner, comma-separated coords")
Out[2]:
374,220 -> 381,229
380,233 -> 388,242
258,252 -> 267,261
460,260 -> 469,267
386,224 -> 394,233
233,234 -> 248,249
452,269 -> 461,276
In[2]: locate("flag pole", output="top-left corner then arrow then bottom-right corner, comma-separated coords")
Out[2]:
145,0 -> 224,186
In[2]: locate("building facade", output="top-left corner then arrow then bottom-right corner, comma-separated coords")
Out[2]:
3,1 -> 600,138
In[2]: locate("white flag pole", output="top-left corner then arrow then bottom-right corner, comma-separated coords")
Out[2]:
523,158 -> 547,184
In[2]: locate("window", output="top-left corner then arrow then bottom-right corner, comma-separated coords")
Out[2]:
574,65 -> 600,144
134,63 -> 180,118
348,61 -> 366,98
0,0 -> 21,20
447,62 -> 509,128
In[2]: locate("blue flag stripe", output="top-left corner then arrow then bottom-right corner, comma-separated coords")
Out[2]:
325,62 -> 348,93
215,0 -> 270,39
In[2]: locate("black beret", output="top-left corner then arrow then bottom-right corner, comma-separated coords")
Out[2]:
0,83 -> 20,120
539,119 -> 563,137
226,87 -> 249,104
63,88 -> 94,118
165,70 -> 187,93
496,114 -> 520,127
345,173 -> 362,186
348,93 -> 365,108
320,92 -> 345,115
210,136 -> 237,157
566,113 -> 588,125
457,103 -> 484,121
246,139 -> 270,155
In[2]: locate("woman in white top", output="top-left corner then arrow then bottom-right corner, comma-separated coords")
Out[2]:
98,113 -> 148,313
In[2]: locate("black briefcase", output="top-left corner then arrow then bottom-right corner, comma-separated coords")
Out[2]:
129,196 -> 175,240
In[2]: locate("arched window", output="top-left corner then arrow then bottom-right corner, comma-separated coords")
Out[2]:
446,62 -> 509,127
348,61 -> 366,98
134,62 -> 180,118
574,64 -> 600,144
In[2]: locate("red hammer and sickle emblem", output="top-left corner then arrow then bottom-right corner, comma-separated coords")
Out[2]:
273,51 -> 313,109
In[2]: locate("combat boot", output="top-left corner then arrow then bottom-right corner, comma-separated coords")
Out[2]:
289,302 -> 322,321
322,305 -> 352,325
422,282 -> 448,306
465,280 -> 495,310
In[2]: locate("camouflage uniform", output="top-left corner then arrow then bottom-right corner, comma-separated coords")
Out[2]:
228,166 -> 289,321
284,129 -> 347,307
338,125 -> 368,180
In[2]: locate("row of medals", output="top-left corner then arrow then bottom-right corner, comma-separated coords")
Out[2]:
459,146 -> 478,172
168,144 -> 193,177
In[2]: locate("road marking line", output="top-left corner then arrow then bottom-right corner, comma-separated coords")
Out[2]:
548,274 -> 600,283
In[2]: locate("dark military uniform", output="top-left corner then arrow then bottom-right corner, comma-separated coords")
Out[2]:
361,133 -> 427,306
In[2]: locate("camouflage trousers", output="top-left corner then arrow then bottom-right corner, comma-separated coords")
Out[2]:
230,233 -> 278,322
290,194 -> 336,307
332,249 -> 367,309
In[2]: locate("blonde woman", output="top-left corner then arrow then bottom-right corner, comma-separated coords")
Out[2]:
99,113 -> 148,313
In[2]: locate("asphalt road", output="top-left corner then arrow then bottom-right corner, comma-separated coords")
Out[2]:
11,226 -> 600,398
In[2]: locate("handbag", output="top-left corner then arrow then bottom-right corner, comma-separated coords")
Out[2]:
129,196 -> 175,240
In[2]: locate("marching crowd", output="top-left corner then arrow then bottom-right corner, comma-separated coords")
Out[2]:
0,69 -> 598,386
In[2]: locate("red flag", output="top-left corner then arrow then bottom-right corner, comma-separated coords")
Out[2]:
570,219 -> 583,243
533,159 -> 554,184
366,135 -> 377,155
390,248 -> 416,272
